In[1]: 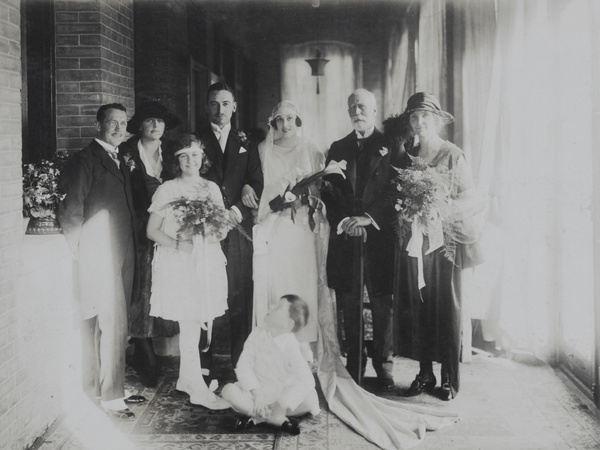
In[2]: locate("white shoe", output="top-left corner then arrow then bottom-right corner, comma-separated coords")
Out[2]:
176,379 -> 231,410
175,379 -> 195,395
189,391 -> 231,410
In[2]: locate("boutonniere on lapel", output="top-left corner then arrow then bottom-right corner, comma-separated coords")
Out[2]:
235,131 -> 251,148
123,153 -> 136,172
379,147 -> 389,157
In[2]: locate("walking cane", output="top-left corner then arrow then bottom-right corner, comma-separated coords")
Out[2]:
356,229 -> 366,386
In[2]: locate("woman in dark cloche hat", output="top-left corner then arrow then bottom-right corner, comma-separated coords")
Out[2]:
120,101 -> 181,387
386,92 -> 483,401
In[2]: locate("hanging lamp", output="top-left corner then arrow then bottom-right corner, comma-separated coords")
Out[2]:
305,49 -> 329,95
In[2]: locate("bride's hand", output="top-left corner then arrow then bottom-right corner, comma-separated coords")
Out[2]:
242,184 -> 259,209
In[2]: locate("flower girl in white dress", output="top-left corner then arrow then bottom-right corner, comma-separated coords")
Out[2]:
147,133 -> 230,410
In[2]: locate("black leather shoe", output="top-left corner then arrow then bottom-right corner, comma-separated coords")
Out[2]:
104,407 -> 135,419
440,377 -> 454,401
280,419 -> 300,435
405,374 -> 436,397
124,395 -> 147,404
234,417 -> 255,431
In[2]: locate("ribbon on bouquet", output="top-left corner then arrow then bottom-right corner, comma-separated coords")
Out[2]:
405,216 -> 444,291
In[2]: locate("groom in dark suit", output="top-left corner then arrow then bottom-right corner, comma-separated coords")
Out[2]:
322,89 -> 399,391
59,103 -> 145,418
198,82 -> 263,373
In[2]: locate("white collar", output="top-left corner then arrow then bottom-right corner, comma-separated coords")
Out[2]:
211,122 -> 231,136
95,138 -> 118,153
137,140 -> 163,180
354,126 -> 375,140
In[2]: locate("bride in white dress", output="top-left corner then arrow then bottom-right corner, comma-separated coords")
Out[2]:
252,101 -> 327,360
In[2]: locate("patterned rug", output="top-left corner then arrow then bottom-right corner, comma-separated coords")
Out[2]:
130,371 -> 377,450
132,375 -> 271,435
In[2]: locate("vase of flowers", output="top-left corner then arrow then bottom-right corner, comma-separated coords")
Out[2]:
22,156 -> 67,235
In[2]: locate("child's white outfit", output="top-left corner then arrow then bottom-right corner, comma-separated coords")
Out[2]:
148,178 -> 229,409
148,178 -> 228,322
234,327 -> 320,416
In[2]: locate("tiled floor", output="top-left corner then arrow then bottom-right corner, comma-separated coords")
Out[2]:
31,349 -> 600,450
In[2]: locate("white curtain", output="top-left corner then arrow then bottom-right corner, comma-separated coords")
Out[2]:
383,16 -> 416,118
451,0 -> 497,361
415,0 -> 448,107
281,41 -> 360,151
468,0 -> 596,360
454,0 -> 496,174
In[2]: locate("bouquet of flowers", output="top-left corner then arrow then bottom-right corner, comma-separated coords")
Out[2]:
391,155 -> 457,260
170,196 -> 251,242
269,159 -> 347,231
22,157 -> 68,220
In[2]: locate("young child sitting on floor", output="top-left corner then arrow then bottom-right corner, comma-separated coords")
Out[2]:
221,294 -> 320,435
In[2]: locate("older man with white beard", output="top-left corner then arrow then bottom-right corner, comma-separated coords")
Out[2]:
321,89 -> 399,391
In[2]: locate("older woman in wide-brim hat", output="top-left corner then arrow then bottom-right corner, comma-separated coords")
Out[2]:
120,101 -> 181,388
390,92 -> 483,401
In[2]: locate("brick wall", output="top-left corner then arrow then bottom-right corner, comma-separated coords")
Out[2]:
0,1 -> 137,448
0,0 -> 26,447
55,0 -> 135,153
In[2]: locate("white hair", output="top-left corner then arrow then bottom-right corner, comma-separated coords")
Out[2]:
348,88 -> 377,107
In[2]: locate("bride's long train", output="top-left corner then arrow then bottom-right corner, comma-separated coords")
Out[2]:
314,222 -> 458,450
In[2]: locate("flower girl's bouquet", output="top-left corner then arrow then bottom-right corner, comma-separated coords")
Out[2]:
170,196 -> 251,242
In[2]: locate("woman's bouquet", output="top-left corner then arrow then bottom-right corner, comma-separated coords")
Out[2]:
170,196 -> 251,242
268,159 -> 347,231
391,155 -> 457,260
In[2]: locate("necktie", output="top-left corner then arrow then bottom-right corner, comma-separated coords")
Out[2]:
108,150 -> 120,168
356,138 -> 368,195
214,130 -> 226,151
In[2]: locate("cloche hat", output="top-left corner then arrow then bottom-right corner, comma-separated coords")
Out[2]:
404,92 -> 454,124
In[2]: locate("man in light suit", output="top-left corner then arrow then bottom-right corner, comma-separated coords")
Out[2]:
59,103 -> 145,419
198,82 -> 263,374
321,89 -> 399,391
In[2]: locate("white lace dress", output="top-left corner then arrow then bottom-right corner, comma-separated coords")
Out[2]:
148,178 -> 228,322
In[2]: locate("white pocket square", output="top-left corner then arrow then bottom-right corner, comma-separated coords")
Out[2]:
239,147 -> 247,154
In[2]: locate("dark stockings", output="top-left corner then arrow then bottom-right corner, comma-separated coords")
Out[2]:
418,361 -> 434,379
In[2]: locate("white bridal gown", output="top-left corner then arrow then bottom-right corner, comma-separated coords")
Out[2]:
253,136 -> 324,344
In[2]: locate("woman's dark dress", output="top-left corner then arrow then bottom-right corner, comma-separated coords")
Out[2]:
394,141 -> 476,398
122,137 -> 179,338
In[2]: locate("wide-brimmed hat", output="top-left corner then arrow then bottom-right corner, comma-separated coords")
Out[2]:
404,92 -> 454,124
127,101 -> 181,134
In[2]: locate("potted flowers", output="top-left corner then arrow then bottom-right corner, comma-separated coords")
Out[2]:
22,155 -> 67,234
